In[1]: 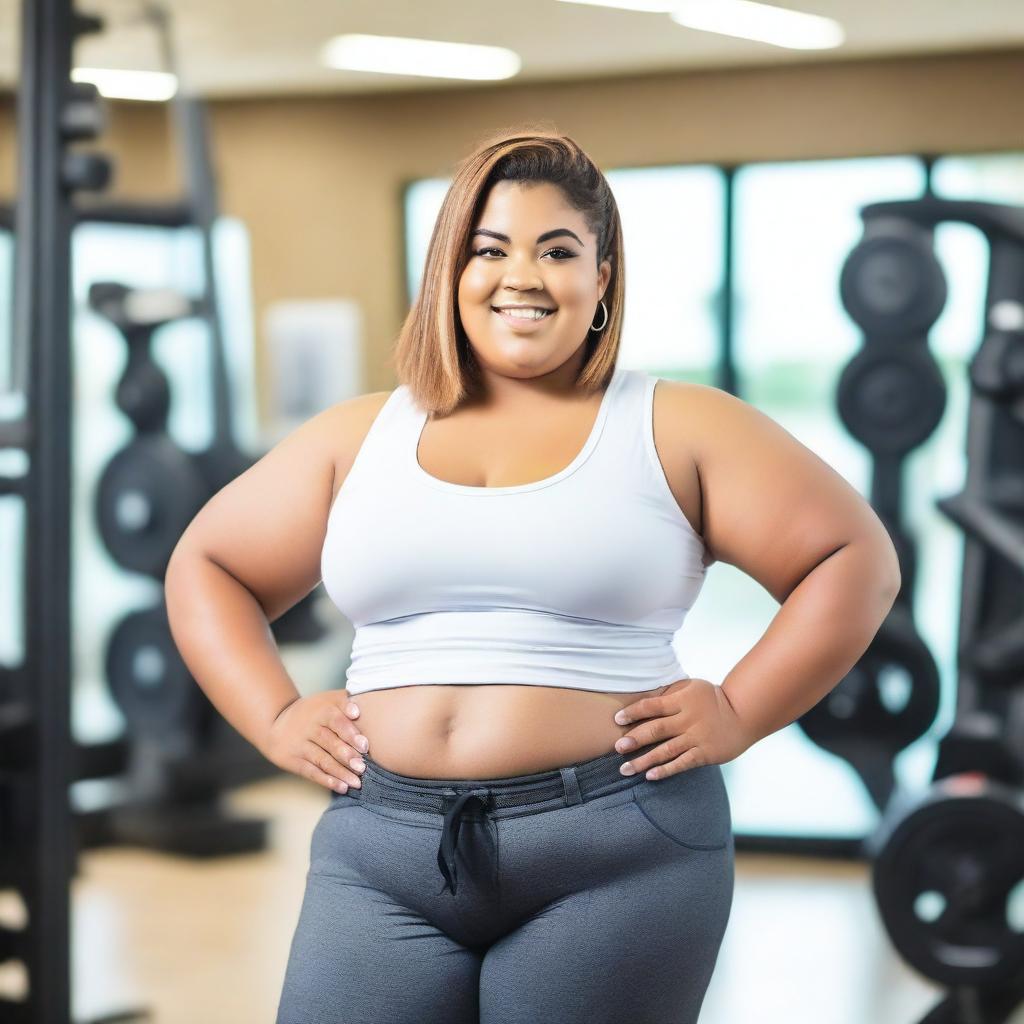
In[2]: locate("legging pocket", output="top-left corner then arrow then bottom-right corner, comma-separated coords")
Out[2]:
627,763 -> 731,851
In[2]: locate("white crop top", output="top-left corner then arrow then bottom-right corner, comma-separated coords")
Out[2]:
320,365 -> 710,696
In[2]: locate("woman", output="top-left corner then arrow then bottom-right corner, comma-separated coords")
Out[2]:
165,127 -> 901,1024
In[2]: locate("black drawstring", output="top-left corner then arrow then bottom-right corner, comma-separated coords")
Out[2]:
437,788 -> 491,896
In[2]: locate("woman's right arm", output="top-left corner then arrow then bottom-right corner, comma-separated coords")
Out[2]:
163,396 -> 383,792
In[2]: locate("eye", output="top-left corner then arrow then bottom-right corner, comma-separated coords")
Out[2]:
473,247 -> 577,261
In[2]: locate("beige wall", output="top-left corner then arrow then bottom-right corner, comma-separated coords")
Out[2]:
3,48 -> 1023,414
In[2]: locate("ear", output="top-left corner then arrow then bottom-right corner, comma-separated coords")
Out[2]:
597,258 -> 612,301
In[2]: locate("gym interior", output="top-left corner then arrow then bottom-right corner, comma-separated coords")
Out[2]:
1,1 -> 1023,1022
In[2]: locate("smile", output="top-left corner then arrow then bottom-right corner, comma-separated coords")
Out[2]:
491,307 -> 557,326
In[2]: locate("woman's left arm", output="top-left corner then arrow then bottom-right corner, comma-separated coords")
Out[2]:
719,535 -> 900,748
613,383 -> 902,774
659,383 -> 901,754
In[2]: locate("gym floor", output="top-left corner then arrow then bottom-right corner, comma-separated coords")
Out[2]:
59,774 -> 1020,1024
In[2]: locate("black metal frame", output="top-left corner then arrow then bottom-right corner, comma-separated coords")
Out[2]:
4,0 -> 77,1020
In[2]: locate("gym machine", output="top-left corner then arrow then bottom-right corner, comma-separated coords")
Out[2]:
0,2 -> 124,1020
0,0 -> 326,1019
819,191 -> 1024,1022
74,1 -> 326,856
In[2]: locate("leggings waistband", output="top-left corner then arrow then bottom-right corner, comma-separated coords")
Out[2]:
347,743 -> 659,897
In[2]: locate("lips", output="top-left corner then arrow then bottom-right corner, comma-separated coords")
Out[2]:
491,307 -> 557,325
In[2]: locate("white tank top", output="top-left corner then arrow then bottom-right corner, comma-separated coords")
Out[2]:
321,365 -> 709,696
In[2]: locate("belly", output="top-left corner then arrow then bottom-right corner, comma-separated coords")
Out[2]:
350,682 -> 670,780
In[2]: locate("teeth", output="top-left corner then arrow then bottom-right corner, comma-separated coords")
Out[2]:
495,308 -> 551,320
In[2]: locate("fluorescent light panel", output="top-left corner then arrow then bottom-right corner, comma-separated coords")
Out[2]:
556,0 -> 844,50
671,0 -> 844,49
322,34 -> 521,81
557,0 -> 677,9
71,67 -> 178,101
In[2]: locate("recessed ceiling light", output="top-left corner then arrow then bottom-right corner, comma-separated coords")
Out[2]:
71,68 -> 178,102
556,0 -> 677,10
321,34 -> 521,81
670,0 -> 845,50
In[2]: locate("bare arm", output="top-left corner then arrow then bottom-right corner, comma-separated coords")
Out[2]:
720,539 -> 899,744
670,383 -> 902,746
164,393 -> 388,779
164,552 -> 306,758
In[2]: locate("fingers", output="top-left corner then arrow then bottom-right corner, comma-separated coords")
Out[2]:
614,723 -> 668,777
325,703 -> 369,753
615,696 -> 657,725
615,714 -> 664,754
303,738 -> 365,792
614,682 -> 684,725
288,699 -> 371,794
298,757 -> 350,793
313,725 -> 366,788
318,700 -> 370,790
628,742 -> 704,780
617,737 -> 701,780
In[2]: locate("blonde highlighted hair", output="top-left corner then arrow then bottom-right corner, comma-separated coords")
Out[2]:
389,123 -> 625,415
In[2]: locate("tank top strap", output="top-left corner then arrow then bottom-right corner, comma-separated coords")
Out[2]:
601,364 -> 646,431
591,368 -> 687,513
587,366 -> 648,475
341,385 -> 418,493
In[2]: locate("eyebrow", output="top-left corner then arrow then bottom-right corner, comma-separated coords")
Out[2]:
470,227 -> 585,246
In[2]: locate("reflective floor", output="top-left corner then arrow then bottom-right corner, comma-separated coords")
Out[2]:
39,774 -> 1022,1024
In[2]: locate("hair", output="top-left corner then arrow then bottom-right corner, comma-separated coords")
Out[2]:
388,122 -> 625,415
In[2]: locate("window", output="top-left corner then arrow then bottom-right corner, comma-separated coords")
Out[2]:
400,147 -> 995,842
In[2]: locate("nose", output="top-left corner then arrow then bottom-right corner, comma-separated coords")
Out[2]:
498,252 -> 545,292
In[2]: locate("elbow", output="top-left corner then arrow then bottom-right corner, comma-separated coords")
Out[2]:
163,547 -> 190,622
164,541 -> 192,588
859,535 -> 903,601
886,564 -> 903,596
878,539 -> 903,597
850,515 -> 903,596
826,534 -> 902,608
163,541 -> 207,611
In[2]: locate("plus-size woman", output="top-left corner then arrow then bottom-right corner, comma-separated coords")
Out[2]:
165,127 -> 901,1024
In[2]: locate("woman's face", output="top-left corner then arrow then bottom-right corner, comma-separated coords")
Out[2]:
457,180 -> 611,387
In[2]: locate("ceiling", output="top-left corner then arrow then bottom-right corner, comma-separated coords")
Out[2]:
1,0 -> 1023,99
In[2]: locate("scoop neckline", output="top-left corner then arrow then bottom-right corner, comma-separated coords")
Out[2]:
411,366 -> 626,496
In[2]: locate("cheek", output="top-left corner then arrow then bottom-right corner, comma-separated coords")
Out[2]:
458,264 -> 491,299
547,275 -> 594,309
562,276 -> 597,303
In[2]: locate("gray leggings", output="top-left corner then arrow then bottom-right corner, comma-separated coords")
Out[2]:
276,741 -> 735,1024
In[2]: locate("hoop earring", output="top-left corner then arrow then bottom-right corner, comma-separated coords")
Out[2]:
589,300 -> 608,333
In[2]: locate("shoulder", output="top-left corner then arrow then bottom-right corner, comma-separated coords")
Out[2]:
300,389 -> 395,456
322,389 -> 396,497
315,388 -> 394,434
651,378 -> 736,418
652,379 -> 775,464
653,377 -> 833,496
655,380 -> 900,602
334,388 -> 396,428
648,377 -> 735,471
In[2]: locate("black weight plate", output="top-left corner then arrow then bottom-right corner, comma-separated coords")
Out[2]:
800,607 -> 940,754
836,346 -> 946,455
95,435 -> 208,578
105,603 -> 204,739
840,224 -> 947,337
871,776 -> 1024,988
